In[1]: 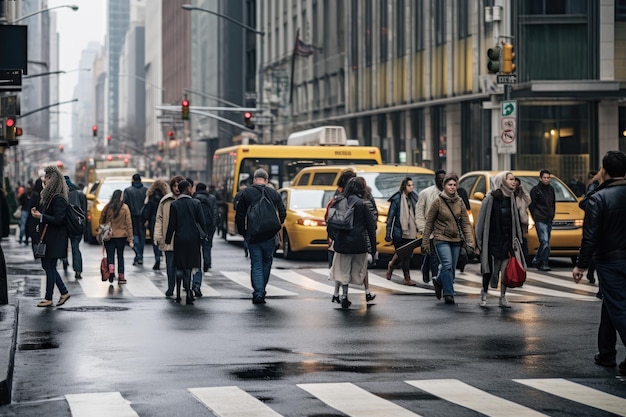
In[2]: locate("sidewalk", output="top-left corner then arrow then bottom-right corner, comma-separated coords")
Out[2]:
0,225 -> 21,405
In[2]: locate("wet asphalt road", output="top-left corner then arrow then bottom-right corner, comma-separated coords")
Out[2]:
1,236 -> 625,417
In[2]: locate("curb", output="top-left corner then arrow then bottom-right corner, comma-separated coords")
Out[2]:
0,300 -> 18,405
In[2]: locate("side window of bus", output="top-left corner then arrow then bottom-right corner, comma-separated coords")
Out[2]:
297,173 -> 311,186
312,173 -> 336,186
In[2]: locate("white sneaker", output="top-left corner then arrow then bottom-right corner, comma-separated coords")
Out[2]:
499,295 -> 511,308
480,289 -> 487,307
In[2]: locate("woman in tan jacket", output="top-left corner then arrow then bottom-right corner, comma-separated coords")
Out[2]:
421,173 -> 475,305
100,189 -> 134,283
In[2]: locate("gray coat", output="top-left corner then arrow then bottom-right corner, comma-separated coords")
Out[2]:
165,195 -> 206,270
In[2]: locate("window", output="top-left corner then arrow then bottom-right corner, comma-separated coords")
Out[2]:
350,0 -> 358,70
397,0 -> 405,57
380,0 -> 388,62
457,0 -> 468,39
337,1 -> 345,50
434,0 -> 446,45
522,0 -> 587,15
365,0 -> 373,66
618,0 -> 626,21
414,0 -> 424,52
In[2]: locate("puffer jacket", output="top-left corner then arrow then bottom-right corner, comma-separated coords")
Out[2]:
576,178 -> 626,268
421,192 -> 475,251
386,191 -> 418,242
153,192 -> 176,251
332,194 -> 377,255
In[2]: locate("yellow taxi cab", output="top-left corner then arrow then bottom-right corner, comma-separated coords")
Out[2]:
85,176 -> 155,244
277,186 -> 336,259
458,170 -> 584,263
291,165 -> 435,262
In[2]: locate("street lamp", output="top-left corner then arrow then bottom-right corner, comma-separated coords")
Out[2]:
13,4 -> 79,24
23,68 -> 90,80
181,3 -> 265,141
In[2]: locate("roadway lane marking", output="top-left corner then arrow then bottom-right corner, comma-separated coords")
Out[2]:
311,268 -> 430,294
122,274 -> 165,297
513,378 -> 626,416
298,382 -> 421,417
221,271 -> 298,297
189,386 -> 284,417
66,392 -> 139,417
273,270 -> 363,294
524,270 -> 598,293
406,379 -> 547,417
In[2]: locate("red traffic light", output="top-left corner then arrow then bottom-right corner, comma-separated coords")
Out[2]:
181,99 -> 190,120
92,125 -> 98,137
244,111 -> 252,119
168,130 -> 174,139
5,118 -> 15,128
15,127 -> 23,136
106,135 -> 111,141
182,99 -> 189,107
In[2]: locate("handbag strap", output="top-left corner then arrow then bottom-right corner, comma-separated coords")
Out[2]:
441,197 -> 465,239
39,224 -> 48,243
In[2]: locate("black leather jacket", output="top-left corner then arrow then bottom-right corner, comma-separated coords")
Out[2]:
576,178 -> 626,268
332,194 -> 377,255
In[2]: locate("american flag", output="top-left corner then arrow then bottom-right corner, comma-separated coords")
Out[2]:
295,36 -> 314,57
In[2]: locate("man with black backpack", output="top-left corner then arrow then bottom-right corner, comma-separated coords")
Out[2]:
62,175 -> 87,279
235,169 -> 286,304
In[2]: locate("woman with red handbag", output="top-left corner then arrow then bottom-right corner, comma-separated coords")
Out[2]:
475,171 -> 525,308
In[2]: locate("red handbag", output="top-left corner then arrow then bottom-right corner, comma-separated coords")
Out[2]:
100,246 -> 108,282
503,254 -> 526,288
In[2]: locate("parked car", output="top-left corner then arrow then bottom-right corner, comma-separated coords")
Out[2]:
458,170 -> 584,263
291,165 -> 435,263
277,186 -> 336,259
85,176 -> 155,244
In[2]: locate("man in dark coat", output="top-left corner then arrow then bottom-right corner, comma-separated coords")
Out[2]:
61,176 -> 87,279
123,174 -> 148,265
529,169 -> 556,271
165,180 -> 207,305
235,169 -> 286,304
193,182 -> 218,274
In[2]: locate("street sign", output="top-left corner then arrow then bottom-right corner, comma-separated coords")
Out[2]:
496,74 -> 517,85
0,69 -> 22,91
501,100 -> 517,117
498,101 -> 518,154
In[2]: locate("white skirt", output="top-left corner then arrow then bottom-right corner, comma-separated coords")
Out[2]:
329,252 -> 368,285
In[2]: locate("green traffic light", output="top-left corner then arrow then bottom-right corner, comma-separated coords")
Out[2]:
487,46 -> 501,74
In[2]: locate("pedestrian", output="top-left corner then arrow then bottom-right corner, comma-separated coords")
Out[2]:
354,176 -> 377,302
100,189 -> 134,284
416,169 -> 446,283
192,182 -> 219,295
30,165 -> 71,307
233,180 -> 249,257
529,169 -> 555,271
123,173 -> 148,265
143,179 -> 169,271
17,185 -> 30,244
421,173 -> 475,305
580,170 -> 602,287
456,185 -> 472,272
475,171 -> 524,308
325,169 -> 357,301
328,178 -> 377,309
513,177 -> 531,262
61,175 -> 87,279
165,180 -> 207,304
153,175 -> 185,297
573,150 -> 626,375
385,177 -> 419,286
26,178 -> 43,248
235,168 -> 286,304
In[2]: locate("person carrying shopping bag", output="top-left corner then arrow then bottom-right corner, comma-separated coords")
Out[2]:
100,189 -> 134,284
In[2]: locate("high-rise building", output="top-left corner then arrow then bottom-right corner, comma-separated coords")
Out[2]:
105,0 -> 130,138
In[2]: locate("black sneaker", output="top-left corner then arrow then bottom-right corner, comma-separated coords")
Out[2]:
594,353 -> 616,367
252,296 -> 266,304
75,272 -> 82,279
365,293 -> 376,302
587,275 -> 596,284
193,288 -> 203,298
444,295 -> 455,305
433,279 -> 443,300
341,297 -> 351,309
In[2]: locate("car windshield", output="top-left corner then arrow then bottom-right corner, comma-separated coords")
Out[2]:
515,176 -> 578,203
289,189 -> 336,209
97,182 -> 128,202
359,173 -> 434,199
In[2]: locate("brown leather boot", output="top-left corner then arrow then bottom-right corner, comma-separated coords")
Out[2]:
403,271 -> 417,286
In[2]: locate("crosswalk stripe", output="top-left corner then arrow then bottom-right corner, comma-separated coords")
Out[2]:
65,392 -> 139,417
189,386 -> 284,417
525,270 -> 598,293
273,269 -> 363,294
405,379 -> 548,417
298,382 -> 421,417
221,271 -> 298,297
311,268 -> 431,294
122,275 -> 164,297
75,274 -> 116,298
513,378 -> 626,416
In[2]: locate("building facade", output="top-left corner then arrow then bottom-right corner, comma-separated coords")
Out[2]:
105,0 -> 130,139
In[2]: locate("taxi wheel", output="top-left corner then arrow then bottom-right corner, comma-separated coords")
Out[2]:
283,231 -> 295,260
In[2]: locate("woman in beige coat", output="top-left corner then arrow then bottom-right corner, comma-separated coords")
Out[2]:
100,189 -> 134,283
421,173 -> 475,305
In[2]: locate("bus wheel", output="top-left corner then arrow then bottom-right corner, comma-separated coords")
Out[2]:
283,231 -> 295,260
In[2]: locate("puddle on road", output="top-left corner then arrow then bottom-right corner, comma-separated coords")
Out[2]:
18,331 -> 59,351
61,306 -> 130,312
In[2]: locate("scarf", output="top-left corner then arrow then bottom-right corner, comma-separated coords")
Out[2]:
493,171 -> 514,198
400,192 -> 417,239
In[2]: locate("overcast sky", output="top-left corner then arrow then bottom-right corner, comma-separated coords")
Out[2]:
48,0 -> 106,142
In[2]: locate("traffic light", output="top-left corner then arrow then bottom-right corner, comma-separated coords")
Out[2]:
92,125 -> 98,137
244,111 -> 254,129
4,117 -> 16,141
487,45 -> 501,74
168,130 -> 175,140
502,42 -> 516,74
181,99 -> 190,120
157,141 -> 165,153
59,144 -> 64,153
106,135 -> 111,146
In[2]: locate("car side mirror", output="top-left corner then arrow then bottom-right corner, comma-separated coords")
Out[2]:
86,194 -> 95,201
473,192 -> 485,201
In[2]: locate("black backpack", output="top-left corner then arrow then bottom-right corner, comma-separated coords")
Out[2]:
246,187 -> 281,237
67,203 -> 86,237
326,194 -> 356,231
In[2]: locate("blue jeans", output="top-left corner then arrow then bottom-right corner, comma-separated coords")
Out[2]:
595,259 -> 626,359
434,241 -> 461,297
131,215 -> 146,260
248,237 -> 276,299
533,221 -> 552,265
19,210 -> 29,242
41,257 -> 68,300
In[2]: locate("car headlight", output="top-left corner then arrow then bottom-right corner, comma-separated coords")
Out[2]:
378,215 -> 387,224
574,219 -> 584,228
296,218 -> 325,227
96,203 -> 106,212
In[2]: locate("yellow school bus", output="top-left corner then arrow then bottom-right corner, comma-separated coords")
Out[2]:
212,128 -> 382,240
